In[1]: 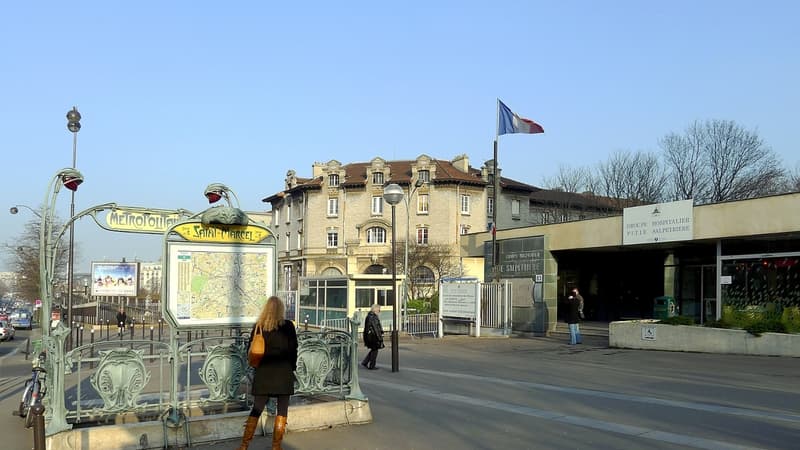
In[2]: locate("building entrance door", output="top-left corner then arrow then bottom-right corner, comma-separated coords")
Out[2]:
680,265 -> 716,324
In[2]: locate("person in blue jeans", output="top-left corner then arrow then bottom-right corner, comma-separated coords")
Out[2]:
566,288 -> 583,345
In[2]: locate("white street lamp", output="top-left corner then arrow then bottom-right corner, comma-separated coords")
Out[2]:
382,183 -> 403,373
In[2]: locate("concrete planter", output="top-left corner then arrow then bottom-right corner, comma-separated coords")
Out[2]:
46,399 -> 372,450
609,320 -> 800,357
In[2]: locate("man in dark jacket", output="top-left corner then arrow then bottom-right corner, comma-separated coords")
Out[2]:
115,307 -> 128,334
567,288 -> 583,345
361,304 -> 384,370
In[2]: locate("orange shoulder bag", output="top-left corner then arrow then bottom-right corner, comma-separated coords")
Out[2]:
248,323 -> 265,367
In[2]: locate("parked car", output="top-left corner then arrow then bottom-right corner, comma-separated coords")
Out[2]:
0,320 -> 15,341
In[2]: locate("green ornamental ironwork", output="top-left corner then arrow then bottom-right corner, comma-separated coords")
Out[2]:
198,343 -> 248,402
201,206 -> 249,225
90,348 -> 151,413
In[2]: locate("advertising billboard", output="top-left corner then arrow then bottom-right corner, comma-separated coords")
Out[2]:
91,262 -> 139,297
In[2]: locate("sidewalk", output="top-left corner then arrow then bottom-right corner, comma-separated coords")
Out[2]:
0,337 -> 39,450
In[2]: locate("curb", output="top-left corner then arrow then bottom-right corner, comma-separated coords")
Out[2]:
0,338 -> 25,363
47,398 -> 372,450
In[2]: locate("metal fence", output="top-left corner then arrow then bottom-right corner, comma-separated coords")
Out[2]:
405,313 -> 439,337
480,281 -> 512,331
41,316 -> 366,438
320,318 -> 350,331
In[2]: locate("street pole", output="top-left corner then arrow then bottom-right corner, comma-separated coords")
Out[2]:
492,139 -> 499,281
382,184 -> 404,373
390,202 -> 399,372
66,107 -> 81,349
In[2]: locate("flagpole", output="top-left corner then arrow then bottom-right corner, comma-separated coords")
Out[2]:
492,99 -> 500,282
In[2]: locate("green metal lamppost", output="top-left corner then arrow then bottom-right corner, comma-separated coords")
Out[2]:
38,167 -> 84,434
39,168 -> 84,338
382,183 -> 403,373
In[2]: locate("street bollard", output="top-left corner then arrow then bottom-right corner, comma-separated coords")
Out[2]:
304,314 -> 309,331
141,321 -> 145,339
158,319 -> 163,341
32,404 -> 45,450
150,326 -> 154,355
90,329 -> 95,369
106,319 -> 110,340
80,326 -> 84,347
130,319 -> 135,338
119,322 -> 124,341
25,338 -> 30,361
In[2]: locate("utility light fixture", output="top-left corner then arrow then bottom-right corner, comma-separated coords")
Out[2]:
57,168 -> 84,192
204,183 -> 240,207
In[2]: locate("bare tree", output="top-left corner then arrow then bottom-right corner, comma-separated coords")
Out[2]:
596,150 -> 667,207
660,124 -> 709,201
3,211 -> 68,304
661,120 -> 786,203
542,164 -> 592,193
786,163 -> 800,192
401,241 -> 462,301
0,279 -> 9,299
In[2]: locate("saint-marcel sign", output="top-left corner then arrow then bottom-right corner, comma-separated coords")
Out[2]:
623,199 -> 694,245
162,220 -> 277,329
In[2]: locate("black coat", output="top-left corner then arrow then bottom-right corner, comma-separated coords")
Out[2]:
566,295 -> 583,324
249,320 -> 298,396
362,311 -> 384,350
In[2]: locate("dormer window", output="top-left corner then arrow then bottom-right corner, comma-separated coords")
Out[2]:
329,174 -> 340,187
373,172 -> 384,185
418,170 -> 430,183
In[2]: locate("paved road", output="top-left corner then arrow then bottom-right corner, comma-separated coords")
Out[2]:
198,334 -> 799,450
2,332 -> 799,449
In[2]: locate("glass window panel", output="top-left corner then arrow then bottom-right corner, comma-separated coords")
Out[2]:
326,287 -> 347,308
356,288 -> 373,307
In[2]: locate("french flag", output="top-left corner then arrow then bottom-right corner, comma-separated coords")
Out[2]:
497,99 -> 544,135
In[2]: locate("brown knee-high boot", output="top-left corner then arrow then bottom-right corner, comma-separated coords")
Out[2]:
272,415 -> 287,450
238,416 -> 259,450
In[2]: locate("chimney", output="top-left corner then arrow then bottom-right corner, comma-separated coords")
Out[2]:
312,162 -> 325,178
451,154 -> 470,173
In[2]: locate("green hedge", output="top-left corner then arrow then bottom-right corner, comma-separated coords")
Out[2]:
658,315 -> 696,326
720,305 -> 798,336
658,306 -> 799,336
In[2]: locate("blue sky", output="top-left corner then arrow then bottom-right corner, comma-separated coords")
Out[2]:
2,1 -> 798,272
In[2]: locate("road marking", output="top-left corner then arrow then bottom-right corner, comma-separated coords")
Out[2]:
0,375 -> 25,395
403,367 -> 800,424
363,377 -> 765,450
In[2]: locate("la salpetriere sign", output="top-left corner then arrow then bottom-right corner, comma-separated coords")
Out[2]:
623,199 -> 694,245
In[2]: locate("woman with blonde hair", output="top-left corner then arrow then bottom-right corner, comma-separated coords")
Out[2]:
238,296 -> 298,450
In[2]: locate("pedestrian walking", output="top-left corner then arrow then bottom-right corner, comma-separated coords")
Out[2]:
115,307 -> 127,334
567,288 -> 583,345
361,303 -> 384,370
238,296 -> 298,450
